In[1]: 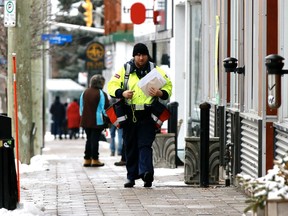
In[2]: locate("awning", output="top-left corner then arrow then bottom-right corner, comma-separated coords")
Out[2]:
46,79 -> 85,92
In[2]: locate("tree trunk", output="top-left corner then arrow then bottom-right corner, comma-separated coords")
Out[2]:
7,0 -> 46,163
30,0 -> 47,156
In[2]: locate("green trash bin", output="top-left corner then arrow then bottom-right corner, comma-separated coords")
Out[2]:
0,114 -> 18,210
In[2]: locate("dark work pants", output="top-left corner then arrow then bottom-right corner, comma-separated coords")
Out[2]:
84,128 -> 103,160
122,112 -> 156,181
120,142 -> 126,162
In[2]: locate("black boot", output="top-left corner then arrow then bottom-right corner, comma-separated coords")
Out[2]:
143,172 -> 153,188
124,179 -> 135,188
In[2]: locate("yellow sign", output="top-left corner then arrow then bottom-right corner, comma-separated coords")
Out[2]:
86,42 -> 105,62
86,61 -> 104,70
85,42 -> 105,70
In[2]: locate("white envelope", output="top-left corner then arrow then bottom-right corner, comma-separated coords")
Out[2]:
138,68 -> 166,96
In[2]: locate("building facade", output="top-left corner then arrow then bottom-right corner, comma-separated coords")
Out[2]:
131,0 -> 288,183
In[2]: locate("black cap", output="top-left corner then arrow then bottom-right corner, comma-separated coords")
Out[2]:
132,43 -> 149,57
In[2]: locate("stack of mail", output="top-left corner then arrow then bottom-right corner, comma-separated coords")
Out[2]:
138,68 -> 166,96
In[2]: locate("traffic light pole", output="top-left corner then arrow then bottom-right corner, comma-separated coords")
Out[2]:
49,22 -> 104,34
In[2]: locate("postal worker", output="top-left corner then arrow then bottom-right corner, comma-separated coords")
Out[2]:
107,43 -> 172,188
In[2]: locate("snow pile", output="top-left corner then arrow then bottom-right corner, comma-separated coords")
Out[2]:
0,202 -> 45,216
19,155 -> 50,174
237,154 -> 288,213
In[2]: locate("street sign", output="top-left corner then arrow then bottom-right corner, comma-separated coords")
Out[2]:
121,0 -> 153,24
4,0 -> 16,27
49,34 -> 72,45
130,3 -> 146,24
41,34 -> 72,45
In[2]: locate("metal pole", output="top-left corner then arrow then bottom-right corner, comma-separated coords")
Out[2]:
48,21 -> 105,34
12,53 -> 20,201
168,102 -> 179,167
199,102 -> 210,187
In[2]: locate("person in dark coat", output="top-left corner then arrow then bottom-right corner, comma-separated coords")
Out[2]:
79,74 -> 110,167
66,98 -> 81,139
50,96 -> 66,140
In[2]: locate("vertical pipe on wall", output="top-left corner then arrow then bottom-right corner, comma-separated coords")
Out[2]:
185,0 -> 191,116
258,0 -> 267,176
219,0 -> 228,107
237,0 -> 245,112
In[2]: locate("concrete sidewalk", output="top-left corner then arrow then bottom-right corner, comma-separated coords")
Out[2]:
19,135 -> 251,216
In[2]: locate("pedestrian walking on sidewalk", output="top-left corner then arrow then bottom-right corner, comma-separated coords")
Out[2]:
109,98 -> 124,157
114,142 -> 126,166
80,74 -> 110,167
107,43 -> 172,187
66,98 -> 81,139
50,95 -> 66,140
111,124 -> 126,167
62,102 -> 68,139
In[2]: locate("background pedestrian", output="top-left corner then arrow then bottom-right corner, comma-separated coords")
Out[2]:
109,125 -> 123,156
80,74 -> 110,167
109,98 -> 124,156
62,102 -> 68,139
67,98 -> 81,139
50,95 -> 66,140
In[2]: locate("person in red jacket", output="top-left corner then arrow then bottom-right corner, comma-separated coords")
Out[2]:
66,98 -> 81,139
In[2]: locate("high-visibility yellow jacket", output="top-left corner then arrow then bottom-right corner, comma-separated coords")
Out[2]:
108,61 -> 172,105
